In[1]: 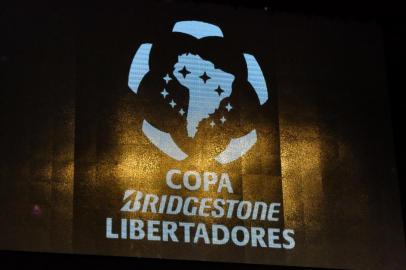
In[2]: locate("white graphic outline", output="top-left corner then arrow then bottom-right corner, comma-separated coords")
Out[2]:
128,21 -> 269,164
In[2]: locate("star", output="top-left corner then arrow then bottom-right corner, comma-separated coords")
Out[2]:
161,88 -> 169,98
169,99 -> 176,108
210,121 -> 215,128
179,108 -> 185,116
163,74 -> 172,84
225,102 -> 233,112
199,72 -> 211,83
214,85 -> 224,96
178,66 -> 191,78
220,116 -> 226,124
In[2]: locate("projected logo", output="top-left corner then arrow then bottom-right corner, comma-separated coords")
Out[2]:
128,21 -> 269,164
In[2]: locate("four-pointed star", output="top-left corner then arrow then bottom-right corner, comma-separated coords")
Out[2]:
199,71 -> 211,83
178,66 -> 191,78
215,85 -> 224,96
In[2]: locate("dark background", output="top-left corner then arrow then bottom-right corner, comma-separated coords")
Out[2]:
0,1 -> 404,269
73,4 -> 284,264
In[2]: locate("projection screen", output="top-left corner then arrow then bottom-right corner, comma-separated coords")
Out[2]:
0,2 -> 404,269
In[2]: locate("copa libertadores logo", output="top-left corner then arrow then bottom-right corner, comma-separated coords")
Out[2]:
128,20 -> 269,164
106,24 -> 295,249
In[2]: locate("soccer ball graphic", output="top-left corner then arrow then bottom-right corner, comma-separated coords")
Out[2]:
128,21 -> 269,164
